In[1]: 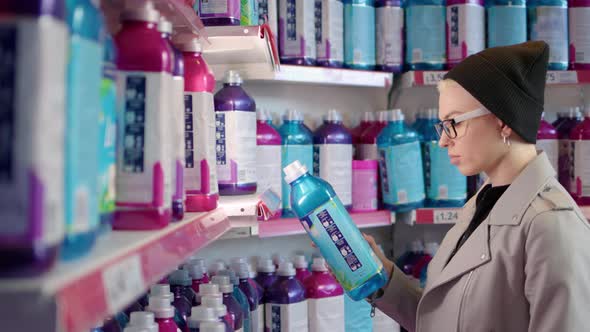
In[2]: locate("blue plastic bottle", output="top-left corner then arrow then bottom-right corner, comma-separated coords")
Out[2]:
343,0 -> 376,70
284,160 -> 388,300
377,109 -> 425,212
375,0 -> 404,73
218,269 -> 252,332
279,110 -> 314,217
313,110 -> 353,209
405,0 -> 446,70
420,109 -> 466,207
486,0 -> 527,48
62,0 -> 104,260
528,0 -> 569,70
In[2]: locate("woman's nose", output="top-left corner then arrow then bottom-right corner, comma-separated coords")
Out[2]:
439,132 -> 450,148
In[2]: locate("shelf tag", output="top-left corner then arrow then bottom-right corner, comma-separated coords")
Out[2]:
546,71 -> 578,84
102,254 -> 145,313
434,209 -> 460,224
422,71 -> 447,85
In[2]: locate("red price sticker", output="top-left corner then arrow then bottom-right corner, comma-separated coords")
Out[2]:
434,209 -> 460,224
102,254 -> 145,313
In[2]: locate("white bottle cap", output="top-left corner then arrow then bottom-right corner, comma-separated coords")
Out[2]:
224,70 -> 243,84
377,110 -> 389,122
236,263 -> 251,279
389,109 -> 404,122
277,262 -> 296,277
217,269 -> 239,286
292,255 -> 308,269
257,108 -> 270,121
188,306 -> 219,328
284,109 -> 304,122
145,296 -> 175,319
211,275 -> 234,293
425,242 -> 440,256
127,312 -> 158,332
257,258 -> 276,273
230,257 -> 246,271
202,295 -> 228,317
173,35 -> 203,53
122,0 -> 159,23
157,17 -> 172,34
283,160 -> 309,184
362,111 -> 375,122
426,108 -> 438,120
186,257 -> 206,269
209,261 -> 226,276
187,264 -> 207,280
311,258 -> 328,272
149,284 -> 173,303
169,269 -> 192,286
199,321 -> 226,332
198,283 -> 221,298
325,109 -> 343,123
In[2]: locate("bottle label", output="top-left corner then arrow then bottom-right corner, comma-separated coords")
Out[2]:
279,0 -> 316,59
316,0 -> 344,63
344,3 -> 376,66
352,168 -> 378,211
569,7 -> 590,64
281,144 -> 313,210
200,0 -> 240,19
376,6 -> 403,67
216,111 -> 257,185
357,143 -> 378,160
257,145 -> 282,200
313,144 -> 352,206
536,139 -> 558,172
242,0 -> 259,25
117,71 -> 173,208
406,5 -> 446,65
572,140 -> 590,197
308,296 -> 345,331
99,74 -> 117,217
265,301 -> 308,332
379,142 -> 425,205
172,77 -> 185,200
447,4 -> 485,64
251,304 -> 264,332
185,92 -> 219,195
487,5 -> 526,48
423,142 -> 466,201
529,6 -> 568,64
0,19 -> 66,245
300,197 -> 384,290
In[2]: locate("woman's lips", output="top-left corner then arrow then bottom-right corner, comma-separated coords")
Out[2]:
449,155 -> 460,164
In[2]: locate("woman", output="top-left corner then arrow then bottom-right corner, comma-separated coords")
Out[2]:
366,41 -> 590,331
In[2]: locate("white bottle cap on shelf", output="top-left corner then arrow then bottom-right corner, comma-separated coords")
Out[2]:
211,275 -> 234,293
198,283 -> 221,298
325,109 -> 343,123
257,108 -> 270,121
127,312 -> 158,332
202,295 -> 228,317
199,321 -> 226,332
376,110 -> 388,123
157,17 -> 172,34
209,261 -> 226,276
278,262 -> 296,277
273,254 -> 285,267
311,258 -> 328,272
389,109 -> 404,122
173,35 -> 203,53
122,0 -> 159,23
145,296 -> 175,319
283,160 -> 308,184
186,257 -> 206,269
230,257 -> 246,271
425,242 -> 440,256
187,264 -> 207,280
149,284 -> 173,303
292,255 -> 308,269
217,269 -> 239,286
224,70 -> 243,84
426,108 -> 438,119
236,263 -> 251,279
188,306 -> 219,328
362,111 -> 375,122
257,258 -> 276,273
284,109 -> 304,122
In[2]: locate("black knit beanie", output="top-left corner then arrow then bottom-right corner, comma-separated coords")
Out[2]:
443,41 -> 549,143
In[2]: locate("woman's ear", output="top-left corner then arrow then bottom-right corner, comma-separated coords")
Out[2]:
496,118 -> 513,137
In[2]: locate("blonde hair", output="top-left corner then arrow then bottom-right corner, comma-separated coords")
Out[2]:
437,79 -> 460,93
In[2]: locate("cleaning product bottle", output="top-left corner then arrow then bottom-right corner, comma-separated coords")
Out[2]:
62,0 -> 104,259
316,0 -> 345,67
255,258 -> 278,297
200,0 -> 241,26
237,263 -> 263,332
177,37 -> 219,212
377,109 -> 425,212
396,240 -> 424,275
125,312 -> 159,332
272,254 -> 286,269
284,160 -> 388,300
210,261 -> 227,276
187,263 -> 210,293
218,269 -> 252,332
313,109 -> 353,209
293,255 -> 312,283
375,0 -> 404,73
213,275 -> 245,332
405,0 -> 446,70
98,35 -> 118,232
304,258 -> 345,332
150,283 -> 188,330
0,0 -> 67,276
265,262 -> 308,331
113,0 -> 173,229
414,242 -> 439,286
569,0 -> 590,69
343,0 -> 376,70
279,110 -> 314,217
486,0 -> 527,48
241,0 -> 259,25
201,295 -> 234,332
557,107 -> 583,191
570,108 -> 590,205
351,112 -> 375,147
536,112 -> 559,171
278,0 -> 317,65
256,109 -> 282,206
528,0 -> 569,70
188,306 -> 221,332
146,296 -> 180,332
421,108 -> 466,207
446,0 -> 485,69
358,110 -> 388,160
351,160 -> 379,212
159,18 -> 185,221
198,283 -> 222,305
169,269 -> 199,306
214,70 -> 257,196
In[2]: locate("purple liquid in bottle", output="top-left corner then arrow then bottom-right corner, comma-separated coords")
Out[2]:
0,0 -> 67,276
264,262 -> 308,331
170,269 -> 199,306
303,258 -> 345,331
237,263 -> 263,332
255,258 -> 278,303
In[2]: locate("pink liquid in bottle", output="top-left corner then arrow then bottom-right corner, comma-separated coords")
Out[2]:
570,110 -> 590,205
293,255 -> 312,283
536,113 -> 558,172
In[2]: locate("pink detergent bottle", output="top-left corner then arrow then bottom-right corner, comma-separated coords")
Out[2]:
536,112 -> 558,171
351,112 -> 376,155
570,108 -> 590,205
293,255 -> 312,283
556,107 -> 583,192
176,36 -> 219,212
358,110 -> 389,160
304,258 -> 345,332
187,263 -> 209,294
146,296 -> 179,332
113,0 -> 173,229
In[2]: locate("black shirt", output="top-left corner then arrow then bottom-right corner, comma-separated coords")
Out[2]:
446,184 -> 510,265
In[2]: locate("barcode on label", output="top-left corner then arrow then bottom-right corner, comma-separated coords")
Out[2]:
434,209 -> 459,224
102,254 -> 145,313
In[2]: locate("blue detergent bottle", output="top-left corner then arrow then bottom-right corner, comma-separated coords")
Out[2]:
377,109 -> 425,212
420,108 -> 466,207
62,0 -> 105,260
404,0 -> 446,70
486,0 -> 527,48
279,110 -> 314,218
284,160 -> 388,301
527,0 -> 569,70
343,0 -> 376,70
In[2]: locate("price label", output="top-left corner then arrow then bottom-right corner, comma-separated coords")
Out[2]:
102,254 -> 145,313
546,71 -> 578,84
422,71 -> 447,85
434,209 -> 460,224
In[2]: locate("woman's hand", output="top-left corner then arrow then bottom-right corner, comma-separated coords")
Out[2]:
363,233 -> 395,282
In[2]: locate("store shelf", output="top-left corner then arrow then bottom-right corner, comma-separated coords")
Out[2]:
0,209 -> 230,332
258,210 -> 394,238
399,70 -> 590,88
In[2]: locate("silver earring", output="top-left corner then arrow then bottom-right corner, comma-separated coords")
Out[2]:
502,135 -> 511,146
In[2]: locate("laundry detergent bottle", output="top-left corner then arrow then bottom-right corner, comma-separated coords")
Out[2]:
293,255 -> 312,283
265,262 -> 308,331
405,0 -> 447,70
237,263 -> 263,332
304,258 -> 345,332
213,275 -> 245,332
146,296 -> 180,332
256,109 -> 282,206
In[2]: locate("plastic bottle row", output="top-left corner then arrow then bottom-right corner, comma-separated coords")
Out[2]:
196,0 -> 590,71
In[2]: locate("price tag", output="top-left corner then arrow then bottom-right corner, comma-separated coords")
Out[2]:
422,71 -> 447,86
433,209 -> 460,224
102,254 -> 145,313
546,71 -> 578,84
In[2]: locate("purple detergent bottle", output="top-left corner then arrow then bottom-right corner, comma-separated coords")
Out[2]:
292,255 -> 312,283
303,258 -> 344,332
170,269 -> 199,306
213,275 -> 245,332
0,0 -> 67,276
255,257 -> 277,324
113,0 -> 173,230
237,263 -> 263,332
556,107 -> 582,191
215,70 -> 257,196
265,262 -> 308,331
536,112 -> 558,171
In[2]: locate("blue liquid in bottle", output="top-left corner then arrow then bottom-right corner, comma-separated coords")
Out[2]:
527,0 -> 569,70
404,0 -> 446,70
343,0 -> 376,70
486,0 -> 526,48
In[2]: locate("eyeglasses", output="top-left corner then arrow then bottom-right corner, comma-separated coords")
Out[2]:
434,108 -> 491,139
